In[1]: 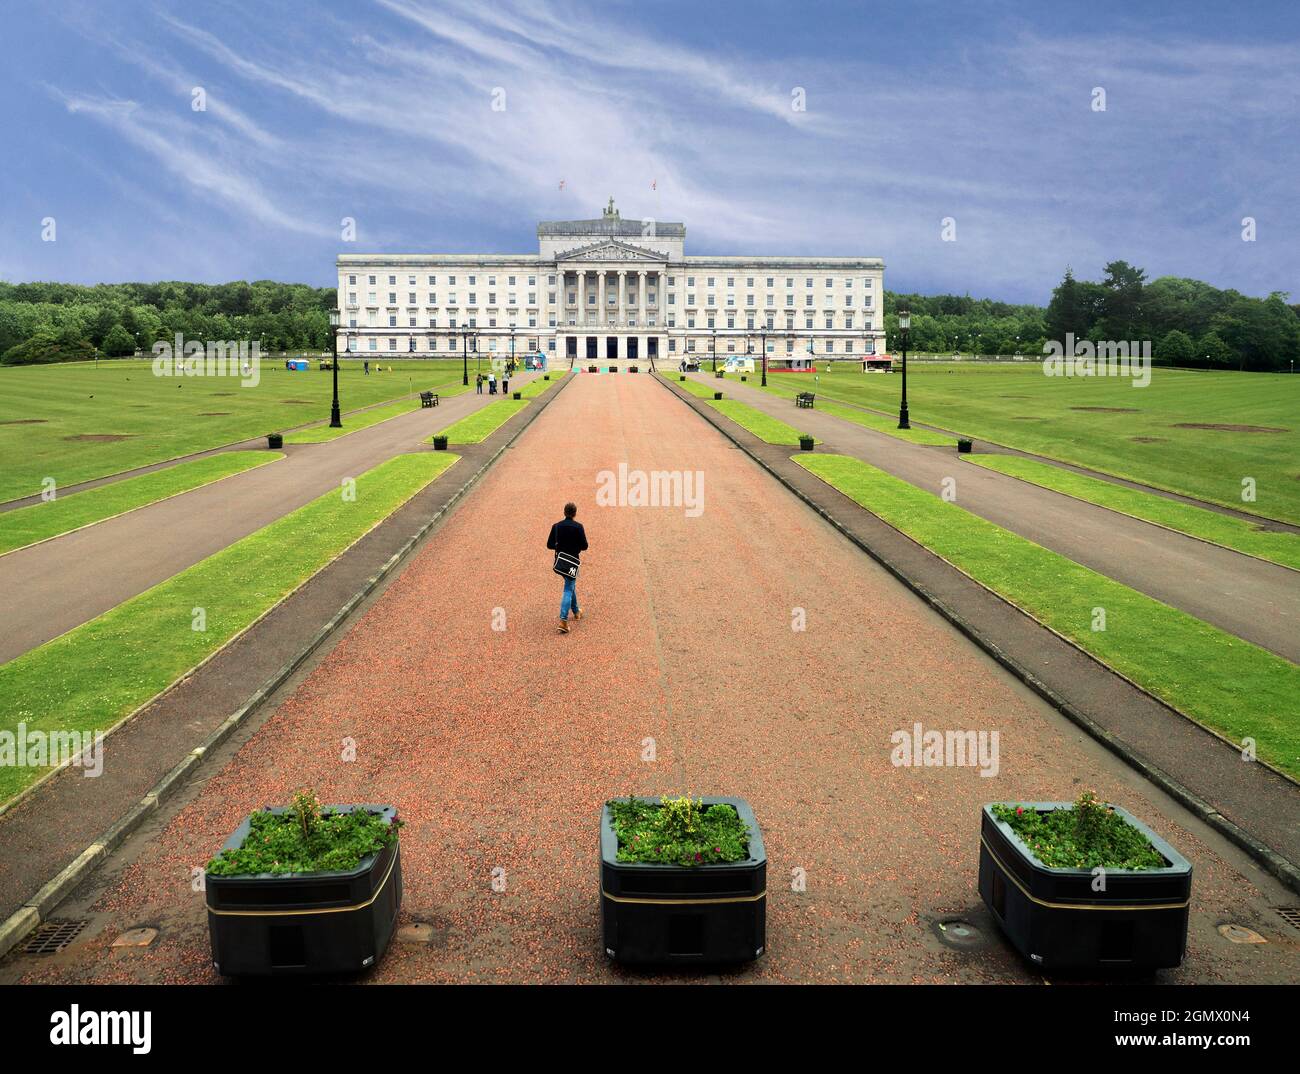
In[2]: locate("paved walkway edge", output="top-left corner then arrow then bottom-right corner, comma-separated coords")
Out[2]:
657,375 -> 1300,896
0,374 -> 571,960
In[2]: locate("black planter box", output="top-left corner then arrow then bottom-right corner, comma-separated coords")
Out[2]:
957,438 -> 973,453
600,797 -> 766,967
544,374 -> 550,380
679,375 -> 686,381
589,365 -> 598,373
979,802 -> 1191,972
266,432 -> 283,449
432,435 -> 449,450
799,437 -> 815,451
715,371 -> 724,379
206,804 -> 403,977
628,366 -> 639,373
714,391 -> 723,400
512,391 -> 521,400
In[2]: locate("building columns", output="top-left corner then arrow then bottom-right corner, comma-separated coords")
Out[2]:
638,271 -> 647,323
597,271 -> 606,325
575,270 -> 585,324
617,270 -> 627,326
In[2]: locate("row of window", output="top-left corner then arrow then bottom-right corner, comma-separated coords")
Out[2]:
344,273 -> 877,291
344,336 -> 869,355
348,312 -> 873,332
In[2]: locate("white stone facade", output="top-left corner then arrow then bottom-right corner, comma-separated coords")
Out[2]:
335,200 -> 885,363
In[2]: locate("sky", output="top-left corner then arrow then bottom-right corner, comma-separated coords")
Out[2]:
1,0 -> 1297,304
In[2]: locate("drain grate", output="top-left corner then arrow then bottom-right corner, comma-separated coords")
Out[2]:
1277,908 -> 1300,930
23,919 -> 89,955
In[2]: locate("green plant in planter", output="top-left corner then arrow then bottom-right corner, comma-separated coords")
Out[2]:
609,795 -> 750,866
206,789 -> 403,876
991,789 -> 1165,870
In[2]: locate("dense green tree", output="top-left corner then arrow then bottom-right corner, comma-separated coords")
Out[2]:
100,323 -> 137,356
1154,329 -> 1195,365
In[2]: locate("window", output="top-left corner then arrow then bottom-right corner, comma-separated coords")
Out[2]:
686,276 -> 694,287
785,294 -> 793,306
547,275 -> 555,285
368,275 -> 376,285
766,277 -> 774,287
845,295 -> 853,307
428,275 -> 436,285
766,295 -> 774,307
469,275 -> 476,285
448,275 -> 456,285
825,278 -> 833,287
388,337 -> 397,351
726,277 -> 734,287
408,316 -> 417,327
746,277 -> 754,287
786,277 -> 793,287
388,292 -> 396,304
408,293 -> 416,305
845,279 -> 853,288
747,317 -> 754,329
408,338 -> 417,351
488,293 -> 496,305
347,337 -> 357,351
449,293 -> 457,305
727,317 -> 734,329
428,317 -> 436,328
469,293 -> 477,305
388,315 -> 397,327
348,274 -> 356,285
707,277 -> 715,287
388,276 -> 396,285
845,314 -> 854,329
509,275 -> 516,285
368,338 -> 377,351
348,292 -> 357,305
805,295 -> 814,306
805,278 -> 813,287
825,318 -> 833,330
427,293 -> 436,304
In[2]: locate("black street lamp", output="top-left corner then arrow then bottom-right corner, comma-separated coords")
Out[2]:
760,326 -> 768,386
509,325 -> 516,371
461,327 -> 469,386
711,326 -> 717,372
328,307 -> 342,428
897,308 -> 911,429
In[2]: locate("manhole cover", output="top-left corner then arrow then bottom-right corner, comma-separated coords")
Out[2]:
23,919 -> 89,955
1277,908 -> 1300,930
1217,923 -> 1268,945
934,918 -> 984,949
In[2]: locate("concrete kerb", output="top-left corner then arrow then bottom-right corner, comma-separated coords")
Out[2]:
655,374 -> 1300,896
0,373 -> 572,959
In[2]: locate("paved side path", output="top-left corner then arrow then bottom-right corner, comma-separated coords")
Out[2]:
692,374 -> 1300,663
0,378 -> 533,663
6,372 -> 1295,984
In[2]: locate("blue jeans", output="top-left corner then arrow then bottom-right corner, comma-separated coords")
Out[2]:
560,576 -> 580,620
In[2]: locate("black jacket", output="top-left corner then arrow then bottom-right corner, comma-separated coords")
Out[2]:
547,518 -> 588,560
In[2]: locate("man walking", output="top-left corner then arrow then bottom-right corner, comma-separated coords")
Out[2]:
546,502 -> 588,634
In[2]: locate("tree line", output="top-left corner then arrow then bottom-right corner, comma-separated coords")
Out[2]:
2,269 -> 1296,371
0,280 -> 334,365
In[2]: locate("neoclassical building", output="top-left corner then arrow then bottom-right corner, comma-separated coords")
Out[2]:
335,200 -> 885,364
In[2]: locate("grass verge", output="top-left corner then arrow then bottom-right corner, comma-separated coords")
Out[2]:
967,455 -> 1300,571
665,375 -> 815,445
795,453 -> 1300,779
0,452 -> 458,804
0,452 -> 279,556
757,378 -> 953,446
434,399 -> 529,444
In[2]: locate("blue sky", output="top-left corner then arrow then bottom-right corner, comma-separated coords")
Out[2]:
1,0 -> 1297,303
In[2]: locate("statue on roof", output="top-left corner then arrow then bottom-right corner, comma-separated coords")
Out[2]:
603,196 -> 618,219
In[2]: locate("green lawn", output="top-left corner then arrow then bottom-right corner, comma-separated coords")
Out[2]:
0,359 -> 468,503
0,451 -> 459,804
770,363 -> 1300,524
665,374 -> 814,445
431,377 -> 558,444
966,455 -> 1300,571
795,453 -> 1300,779
0,451 -> 279,556
285,398 -> 419,444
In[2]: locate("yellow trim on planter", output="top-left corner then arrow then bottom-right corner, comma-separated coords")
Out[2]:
601,888 -> 766,906
206,845 -> 399,917
980,835 -> 1188,912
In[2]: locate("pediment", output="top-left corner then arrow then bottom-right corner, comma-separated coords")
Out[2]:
556,239 -> 667,263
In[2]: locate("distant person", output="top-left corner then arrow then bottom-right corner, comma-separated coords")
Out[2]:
488,372 -> 497,394
547,502 -> 588,634
476,372 -> 483,394
364,360 -> 370,375
502,372 -> 510,395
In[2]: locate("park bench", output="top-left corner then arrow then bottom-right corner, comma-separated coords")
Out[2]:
796,392 -> 816,408
420,391 -> 439,408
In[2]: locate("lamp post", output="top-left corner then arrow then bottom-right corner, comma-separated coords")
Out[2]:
509,325 -> 515,372
760,326 -> 768,386
897,308 -> 911,429
461,328 -> 469,386
328,308 -> 342,428
711,327 -> 717,372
